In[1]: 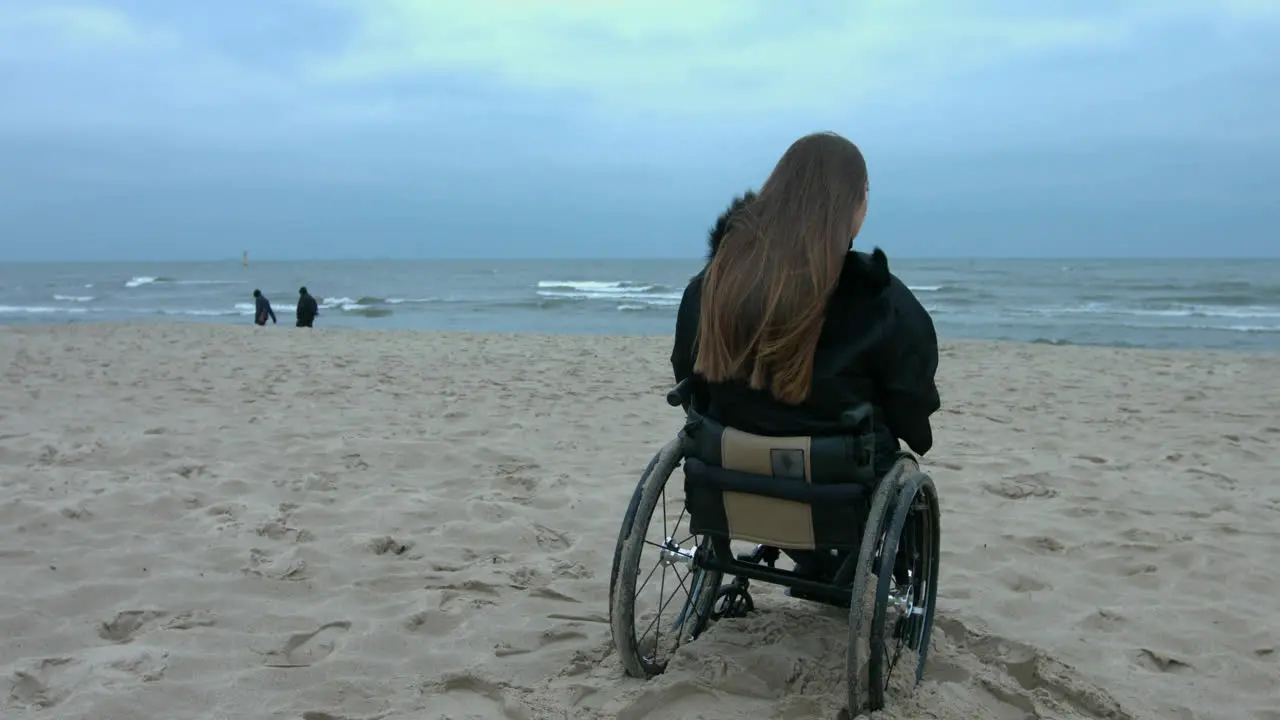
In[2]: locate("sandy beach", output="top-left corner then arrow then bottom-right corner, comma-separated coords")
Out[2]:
1,323 -> 1276,720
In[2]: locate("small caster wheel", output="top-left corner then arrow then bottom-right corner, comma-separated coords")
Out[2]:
711,582 -> 754,619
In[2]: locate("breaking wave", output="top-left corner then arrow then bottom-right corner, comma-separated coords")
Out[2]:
535,280 -> 681,308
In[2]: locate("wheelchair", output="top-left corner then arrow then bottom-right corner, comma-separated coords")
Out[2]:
608,378 -> 941,716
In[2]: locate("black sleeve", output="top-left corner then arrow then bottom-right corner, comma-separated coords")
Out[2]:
268,303 -> 277,323
875,277 -> 941,456
672,275 -> 707,386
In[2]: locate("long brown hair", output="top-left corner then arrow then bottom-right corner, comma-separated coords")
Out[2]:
694,132 -> 868,405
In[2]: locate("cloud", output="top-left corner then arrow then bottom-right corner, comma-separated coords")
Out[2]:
0,2 -> 175,54
3,0 -> 1275,142
0,1 -> 1276,176
305,0 -> 1279,116
309,0 -> 1134,114
0,2 -> 322,146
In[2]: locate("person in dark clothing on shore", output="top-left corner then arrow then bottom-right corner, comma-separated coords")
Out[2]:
296,286 -> 319,328
670,131 -> 941,578
252,289 -> 277,326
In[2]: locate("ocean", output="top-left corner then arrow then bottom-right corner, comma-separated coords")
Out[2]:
1,258 -> 1278,351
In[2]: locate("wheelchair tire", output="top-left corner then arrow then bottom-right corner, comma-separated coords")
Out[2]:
609,437 -> 723,679
868,466 -> 940,711
608,446 -> 665,615
845,455 -> 912,715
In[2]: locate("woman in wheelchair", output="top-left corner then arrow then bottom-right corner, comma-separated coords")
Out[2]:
671,131 -> 940,580
610,131 -> 943,715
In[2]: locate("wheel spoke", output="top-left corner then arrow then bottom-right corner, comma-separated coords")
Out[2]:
884,636 -> 903,689
638,565 -> 691,658
632,467 -> 707,667
634,555 -> 663,597
668,565 -> 695,633
654,548 -> 666,657
667,566 -> 697,650
661,486 -> 669,541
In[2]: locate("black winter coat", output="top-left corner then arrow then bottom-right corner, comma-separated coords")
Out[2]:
671,193 -> 941,458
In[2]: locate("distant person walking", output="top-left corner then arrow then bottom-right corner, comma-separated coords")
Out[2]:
296,286 -> 319,328
252,289 -> 277,326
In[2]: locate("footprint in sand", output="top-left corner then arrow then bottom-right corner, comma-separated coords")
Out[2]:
256,518 -> 316,543
611,681 -> 721,720
173,464 -> 208,479
1080,607 -> 1127,633
206,502 -> 247,531
532,524 -> 571,551
9,649 -> 168,709
934,616 -> 1135,720
1003,534 -> 1067,554
58,506 -> 93,520
424,673 -> 533,720
261,621 -> 352,668
551,561 -> 593,579
982,473 -> 1059,500
165,610 -> 217,630
299,471 -> 340,492
368,535 -> 413,556
438,588 -> 499,613
243,547 -> 309,581
98,610 -> 168,643
404,609 -> 466,637
1134,648 -> 1194,674
925,657 -> 972,684
8,657 -> 78,709
507,565 -> 543,587
998,572 -> 1052,593
503,475 -> 539,502
492,626 -> 588,657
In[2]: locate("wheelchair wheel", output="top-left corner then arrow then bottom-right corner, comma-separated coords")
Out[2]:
609,437 -> 723,679
608,447 -> 664,614
865,463 -> 940,712
845,456 -> 911,715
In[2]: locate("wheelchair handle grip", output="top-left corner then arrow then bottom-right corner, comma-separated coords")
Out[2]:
841,402 -> 874,430
667,378 -> 693,407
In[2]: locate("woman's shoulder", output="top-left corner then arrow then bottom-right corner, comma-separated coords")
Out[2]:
835,248 -> 893,299
682,268 -> 707,296
833,248 -> 932,328
835,248 -> 936,349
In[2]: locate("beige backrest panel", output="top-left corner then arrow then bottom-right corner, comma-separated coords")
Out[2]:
723,491 -> 816,549
720,427 -> 812,479
718,427 -> 817,549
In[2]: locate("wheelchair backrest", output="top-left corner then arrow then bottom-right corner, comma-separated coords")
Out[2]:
680,413 -> 877,550
717,428 -> 817,548
720,426 -> 812,480
681,412 -> 876,486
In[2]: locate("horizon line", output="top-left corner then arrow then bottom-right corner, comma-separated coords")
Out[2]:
6,255 -> 1280,264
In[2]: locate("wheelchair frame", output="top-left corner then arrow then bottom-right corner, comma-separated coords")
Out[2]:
608,378 -> 941,716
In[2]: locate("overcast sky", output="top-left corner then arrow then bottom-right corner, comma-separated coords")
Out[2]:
1,0 -> 1277,261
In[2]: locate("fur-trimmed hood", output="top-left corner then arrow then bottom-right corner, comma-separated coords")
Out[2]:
704,191 -> 892,295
